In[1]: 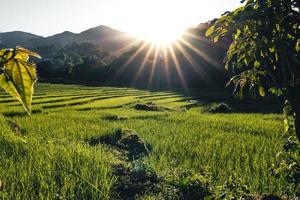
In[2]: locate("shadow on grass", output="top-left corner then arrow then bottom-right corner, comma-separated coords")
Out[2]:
2,109 -> 43,118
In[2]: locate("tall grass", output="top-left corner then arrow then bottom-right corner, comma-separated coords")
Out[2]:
0,83 -> 285,198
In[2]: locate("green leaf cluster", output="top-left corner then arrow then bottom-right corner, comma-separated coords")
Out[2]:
272,136 -> 300,198
0,47 -> 41,114
206,0 -> 300,98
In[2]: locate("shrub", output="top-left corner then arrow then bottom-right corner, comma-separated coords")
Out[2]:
134,103 -> 160,111
206,102 -> 232,113
103,115 -> 129,121
166,169 -> 212,200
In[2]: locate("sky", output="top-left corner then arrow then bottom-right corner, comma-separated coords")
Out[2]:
0,0 -> 242,38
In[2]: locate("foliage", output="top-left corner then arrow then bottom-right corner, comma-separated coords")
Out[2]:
205,102 -> 232,113
213,174 -> 251,199
35,43 -> 110,81
0,47 -> 41,114
166,169 -> 212,199
272,104 -> 300,198
206,1 -> 300,196
206,0 -> 300,140
272,136 -> 300,198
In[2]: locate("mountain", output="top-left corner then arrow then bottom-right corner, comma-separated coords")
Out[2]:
0,25 -> 137,52
0,31 -> 43,48
77,26 -> 135,51
28,31 -> 78,47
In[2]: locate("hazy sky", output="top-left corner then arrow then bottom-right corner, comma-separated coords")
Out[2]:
0,0 -> 242,37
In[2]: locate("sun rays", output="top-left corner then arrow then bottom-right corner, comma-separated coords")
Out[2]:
110,28 -> 225,89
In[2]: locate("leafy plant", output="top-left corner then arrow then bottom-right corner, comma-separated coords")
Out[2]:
206,0 -> 300,141
213,174 -> 251,199
271,136 -> 300,198
205,102 -> 232,113
272,105 -> 300,198
166,169 -> 212,199
0,47 -> 41,114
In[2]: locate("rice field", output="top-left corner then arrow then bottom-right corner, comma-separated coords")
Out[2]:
0,83 -> 285,199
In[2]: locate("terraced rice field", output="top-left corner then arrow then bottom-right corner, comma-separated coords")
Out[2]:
0,83 -> 285,199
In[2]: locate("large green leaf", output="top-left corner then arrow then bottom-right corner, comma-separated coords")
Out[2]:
0,47 -> 40,114
0,74 -> 22,102
4,59 -> 37,114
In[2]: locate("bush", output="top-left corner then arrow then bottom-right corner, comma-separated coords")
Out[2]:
206,102 -> 232,113
271,136 -> 300,198
103,115 -> 129,121
213,174 -> 251,199
134,103 -> 160,111
166,169 -> 212,200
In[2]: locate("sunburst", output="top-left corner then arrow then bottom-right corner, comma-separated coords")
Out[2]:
112,32 -> 224,89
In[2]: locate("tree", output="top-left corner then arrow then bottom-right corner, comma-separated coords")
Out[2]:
0,47 -> 41,114
206,0 -> 300,140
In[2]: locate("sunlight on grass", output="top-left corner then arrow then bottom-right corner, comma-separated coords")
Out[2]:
0,84 -> 286,198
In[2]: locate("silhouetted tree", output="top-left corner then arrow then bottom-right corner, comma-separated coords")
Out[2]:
206,0 -> 300,140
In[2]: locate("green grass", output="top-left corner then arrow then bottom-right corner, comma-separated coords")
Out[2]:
0,83 -> 286,199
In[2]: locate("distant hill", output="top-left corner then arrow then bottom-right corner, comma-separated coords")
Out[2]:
77,26 -> 136,51
0,25 -> 137,52
0,31 -> 43,48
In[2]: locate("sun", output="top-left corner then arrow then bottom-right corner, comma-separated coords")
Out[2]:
110,0 -> 197,45
133,24 -> 185,45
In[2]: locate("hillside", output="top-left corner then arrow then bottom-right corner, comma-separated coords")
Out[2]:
0,25 -> 137,52
0,31 -> 43,48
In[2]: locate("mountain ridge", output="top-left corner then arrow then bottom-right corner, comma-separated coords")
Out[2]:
0,25 -> 137,52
